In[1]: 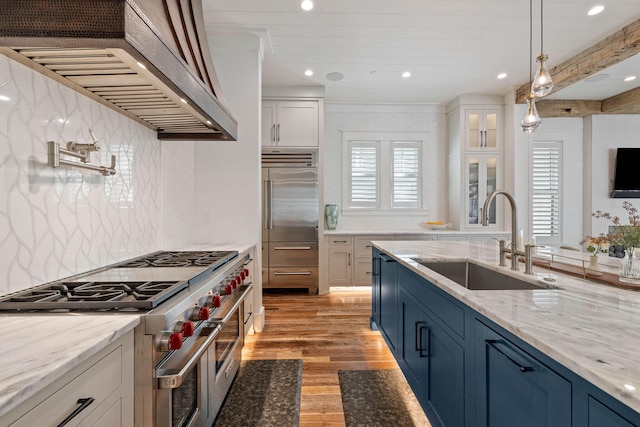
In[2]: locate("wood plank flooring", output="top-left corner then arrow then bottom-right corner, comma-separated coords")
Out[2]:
241,286 -> 399,427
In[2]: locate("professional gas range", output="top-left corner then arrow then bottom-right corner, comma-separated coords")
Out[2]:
0,250 -> 253,427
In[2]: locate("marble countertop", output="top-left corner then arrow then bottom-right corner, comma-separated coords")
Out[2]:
0,315 -> 139,418
372,240 -> 640,414
324,229 -> 510,235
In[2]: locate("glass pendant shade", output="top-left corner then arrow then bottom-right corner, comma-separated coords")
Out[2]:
531,54 -> 553,97
521,93 -> 541,133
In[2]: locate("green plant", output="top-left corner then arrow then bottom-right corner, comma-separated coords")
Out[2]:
589,201 -> 640,254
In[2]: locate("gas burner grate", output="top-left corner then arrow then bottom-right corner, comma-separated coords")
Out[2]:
115,251 -> 237,269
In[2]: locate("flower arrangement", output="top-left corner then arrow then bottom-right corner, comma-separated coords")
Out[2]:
580,233 -> 609,256
589,201 -> 640,255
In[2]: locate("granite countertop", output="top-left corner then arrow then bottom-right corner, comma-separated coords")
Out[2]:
372,240 -> 640,414
0,315 -> 140,417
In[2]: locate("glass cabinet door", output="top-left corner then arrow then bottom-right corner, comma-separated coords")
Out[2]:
484,112 -> 497,149
467,113 -> 481,149
465,110 -> 500,151
467,155 -> 498,227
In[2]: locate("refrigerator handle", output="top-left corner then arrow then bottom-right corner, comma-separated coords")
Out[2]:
267,179 -> 274,229
263,179 -> 270,230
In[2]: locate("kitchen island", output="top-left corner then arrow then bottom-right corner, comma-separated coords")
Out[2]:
373,239 -> 640,427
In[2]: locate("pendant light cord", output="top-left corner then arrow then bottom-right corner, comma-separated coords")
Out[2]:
540,0 -> 544,54
529,0 -> 533,84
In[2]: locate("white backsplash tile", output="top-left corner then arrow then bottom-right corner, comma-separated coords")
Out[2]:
0,56 -> 161,295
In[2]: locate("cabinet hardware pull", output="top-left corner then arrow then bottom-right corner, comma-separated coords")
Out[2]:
348,253 -> 351,266
334,240 -> 348,243
486,339 -> 534,372
274,271 -> 312,275
276,123 -> 280,143
366,245 -> 372,248
57,397 -> 95,427
274,246 -> 311,250
416,322 -> 430,358
271,124 -> 275,142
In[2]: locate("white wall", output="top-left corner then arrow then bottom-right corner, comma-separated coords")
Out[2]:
324,103 -> 447,231
0,56 -> 161,295
584,115 -> 640,238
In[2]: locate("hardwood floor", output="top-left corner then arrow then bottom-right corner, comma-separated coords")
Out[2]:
241,286 -> 399,427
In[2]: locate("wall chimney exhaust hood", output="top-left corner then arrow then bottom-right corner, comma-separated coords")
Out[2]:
0,0 -> 237,141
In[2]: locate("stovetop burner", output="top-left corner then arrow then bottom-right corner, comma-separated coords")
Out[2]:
116,251 -> 237,269
0,250 -> 240,312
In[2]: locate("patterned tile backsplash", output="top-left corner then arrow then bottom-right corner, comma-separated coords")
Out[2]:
0,55 -> 161,295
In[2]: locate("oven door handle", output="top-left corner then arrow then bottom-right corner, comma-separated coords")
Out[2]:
156,324 -> 222,389
211,283 -> 253,324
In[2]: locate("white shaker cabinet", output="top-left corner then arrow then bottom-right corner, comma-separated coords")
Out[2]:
465,109 -> 500,151
327,236 -> 353,285
6,331 -> 134,427
261,100 -> 319,147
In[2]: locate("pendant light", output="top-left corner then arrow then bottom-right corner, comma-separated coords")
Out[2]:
531,0 -> 553,97
521,0 -> 541,133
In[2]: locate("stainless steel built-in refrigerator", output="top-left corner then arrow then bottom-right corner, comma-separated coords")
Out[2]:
262,149 -> 318,293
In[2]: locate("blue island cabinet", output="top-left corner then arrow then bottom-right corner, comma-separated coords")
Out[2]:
474,321 -> 572,427
371,248 -> 399,354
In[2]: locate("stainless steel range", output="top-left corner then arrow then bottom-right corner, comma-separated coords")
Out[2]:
0,250 -> 253,427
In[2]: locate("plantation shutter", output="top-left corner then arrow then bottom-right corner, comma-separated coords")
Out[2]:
349,141 -> 379,207
392,142 -> 420,208
531,143 -> 561,240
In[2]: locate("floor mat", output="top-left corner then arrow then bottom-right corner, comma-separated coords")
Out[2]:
212,359 -> 302,427
339,369 -> 431,427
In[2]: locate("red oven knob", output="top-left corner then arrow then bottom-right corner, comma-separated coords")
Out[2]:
240,271 -> 246,281
225,284 -> 233,295
231,279 -> 238,290
190,306 -> 210,321
182,321 -> 195,337
244,268 -> 249,277
212,294 -> 221,307
158,331 -> 183,351
168,333 -> 183,350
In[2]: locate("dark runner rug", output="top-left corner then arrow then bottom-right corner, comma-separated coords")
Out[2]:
212,359 -> 302,427
339,369 -> 431,427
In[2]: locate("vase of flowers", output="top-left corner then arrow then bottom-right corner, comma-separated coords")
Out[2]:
580,234 -> 608,276
588,201 -> 640,284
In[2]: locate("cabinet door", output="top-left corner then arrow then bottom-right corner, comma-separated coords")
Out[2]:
475,322 -> 572,427
379,252 -> 398,353
371,251 -> 381,327
328,247 -> 352,285
353,257 -> 373,285
399,291 -> 465,427
261,101 -> 277,146
465,109 -> 500,151
465,155 -> 499,228
276,101 -> 319,147
588,396 -> 636,427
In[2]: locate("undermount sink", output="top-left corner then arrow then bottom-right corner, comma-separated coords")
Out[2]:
413,259 -> 556,291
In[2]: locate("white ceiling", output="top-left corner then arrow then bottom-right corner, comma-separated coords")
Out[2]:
202,0 -> 640,105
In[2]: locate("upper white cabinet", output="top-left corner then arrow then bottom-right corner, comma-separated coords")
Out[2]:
447,96 -> 504,231
465,109 -> 500,151
262,100 -> 319,147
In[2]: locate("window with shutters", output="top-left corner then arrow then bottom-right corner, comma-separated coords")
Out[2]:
342,132 -> 426,214
531,142 -> 562,243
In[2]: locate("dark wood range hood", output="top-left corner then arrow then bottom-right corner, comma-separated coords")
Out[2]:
0,0 -> 237,141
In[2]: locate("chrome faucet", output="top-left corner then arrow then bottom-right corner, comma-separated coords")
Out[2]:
481,189 -> 534,274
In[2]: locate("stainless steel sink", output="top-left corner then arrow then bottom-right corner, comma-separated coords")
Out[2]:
414,260 -> 556,290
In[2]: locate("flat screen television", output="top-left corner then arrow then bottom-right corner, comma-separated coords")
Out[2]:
611,147 -> 640,198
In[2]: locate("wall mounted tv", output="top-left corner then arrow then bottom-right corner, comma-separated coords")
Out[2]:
611,147 -> 640,198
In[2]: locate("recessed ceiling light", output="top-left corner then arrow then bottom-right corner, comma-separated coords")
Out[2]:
624,76 -> 637,82
588,5 -> 605,16
301,0 -> 313,11
402,71 -> 411,78
326,72 -> 344,81
497,73 -> 507,79
584,73 -> 609,83
305,69 -> 314,76
0,95 -> 10,102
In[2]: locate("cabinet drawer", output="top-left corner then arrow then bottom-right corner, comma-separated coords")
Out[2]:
12,346 -> 123,427
397,267 -> 465,339
268,267 -> 318,289
354,258 -> 373,285
354,235 -> 389,257
328,236 -> 353,246
269,242 -> 318,266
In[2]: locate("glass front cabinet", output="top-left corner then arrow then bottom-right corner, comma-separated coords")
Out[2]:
465,109 -> 500,151
466,155 -> 500,228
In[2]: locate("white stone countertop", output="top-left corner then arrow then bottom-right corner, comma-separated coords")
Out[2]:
372,240 -> 640,414
0,315 -> 139,418
324,229 -> 510,235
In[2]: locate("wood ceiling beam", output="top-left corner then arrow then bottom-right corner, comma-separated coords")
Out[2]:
602,86 -> 640,114
515,17 -> 640,104
536,100 -> 602,118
